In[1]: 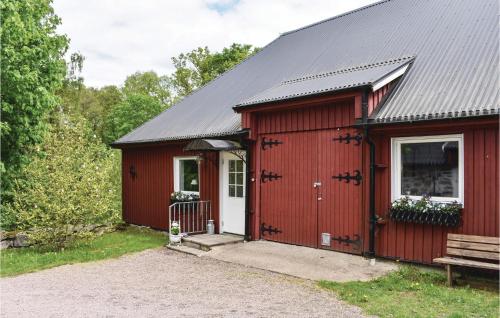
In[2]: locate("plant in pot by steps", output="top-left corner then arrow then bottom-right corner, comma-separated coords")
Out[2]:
169,221 -> 182,245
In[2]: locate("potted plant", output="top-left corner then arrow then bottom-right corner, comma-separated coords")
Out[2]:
169,221 -> 182,244
389,195 -> 462,227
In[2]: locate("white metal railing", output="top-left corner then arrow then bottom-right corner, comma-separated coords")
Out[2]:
168,201 -> 212,234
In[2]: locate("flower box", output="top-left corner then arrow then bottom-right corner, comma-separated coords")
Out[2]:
389,196 -> 462,227
170,191 -> 200,204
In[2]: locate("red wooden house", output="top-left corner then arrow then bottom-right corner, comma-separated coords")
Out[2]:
112,0 -> 499,264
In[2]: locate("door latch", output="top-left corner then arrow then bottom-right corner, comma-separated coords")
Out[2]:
313,182 -> 322,188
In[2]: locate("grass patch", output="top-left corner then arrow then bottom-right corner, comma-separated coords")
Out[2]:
318,266 -> 499,318
0,226 -> 167,277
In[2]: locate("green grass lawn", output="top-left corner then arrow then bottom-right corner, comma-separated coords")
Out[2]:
319,266 -> 499,318
0,226 -> 167,277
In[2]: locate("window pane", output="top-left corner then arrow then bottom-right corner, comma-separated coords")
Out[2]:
229,172 -> 236,184
235,160 -> 243,172
180,159 -> 199,192
229,185 -> 235,197
401,141 -> 459,198
236,172 -> 243,186
236,185 -> 244,197
229,160 -> 235,172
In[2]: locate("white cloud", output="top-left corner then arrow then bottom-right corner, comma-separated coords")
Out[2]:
53,0 -> 377,87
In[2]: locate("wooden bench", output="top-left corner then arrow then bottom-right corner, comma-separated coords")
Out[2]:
434,234 -> 500,286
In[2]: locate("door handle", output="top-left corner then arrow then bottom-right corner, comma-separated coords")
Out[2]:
313,182 -> 322,188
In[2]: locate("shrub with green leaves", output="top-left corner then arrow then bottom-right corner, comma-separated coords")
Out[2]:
3,115 -> 121,249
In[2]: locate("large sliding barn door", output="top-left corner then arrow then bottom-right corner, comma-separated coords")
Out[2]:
259,131 -> 318,248
259,128 -> 364,254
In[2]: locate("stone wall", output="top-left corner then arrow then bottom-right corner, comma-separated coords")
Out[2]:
0,231 -> 30,249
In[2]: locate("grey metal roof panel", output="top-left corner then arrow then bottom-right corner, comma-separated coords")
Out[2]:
237,57 -> 413,107
115,0 -> 499,145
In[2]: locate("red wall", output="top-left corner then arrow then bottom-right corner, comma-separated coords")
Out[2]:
121,143 -> 220,231
119,86 -> 498,265
370,120 -> 499,264
244,97 -> 360,243
241,90 -> 498,264
256,100 -> 355,133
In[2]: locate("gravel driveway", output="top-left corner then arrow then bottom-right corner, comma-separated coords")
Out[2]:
0,248 -> 368,318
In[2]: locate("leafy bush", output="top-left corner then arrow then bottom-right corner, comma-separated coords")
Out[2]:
3,115 -> 121,249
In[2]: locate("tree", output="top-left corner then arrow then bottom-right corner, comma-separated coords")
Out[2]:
4,114 -> 121,246
123,71 -> 172,106
0,0 -> 69,202
170,43 -> 259,97
103,94 -> 166,144
58,83 -> 123,142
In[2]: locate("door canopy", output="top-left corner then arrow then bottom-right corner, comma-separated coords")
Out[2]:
184,139 -> 242,152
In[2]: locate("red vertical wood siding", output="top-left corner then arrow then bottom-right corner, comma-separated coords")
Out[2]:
371,122 -> 499,264
120,84 -> 498,266
368,83 -> 391,116
256,100 -> 355,134
318,128 -> 364,254
242,90 -> 498,264
249,99 -> 365,251
259,132 -> 319,247
354,83 -> 392,119
122,143 -> 220,231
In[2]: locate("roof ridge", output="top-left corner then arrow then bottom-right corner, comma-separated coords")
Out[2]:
281,56 -> 414,85
280,0 -> 392,36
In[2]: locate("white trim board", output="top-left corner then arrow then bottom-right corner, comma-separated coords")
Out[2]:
173,156 -> 200,194
372,63 -> 410,91
391,134 -> 464,203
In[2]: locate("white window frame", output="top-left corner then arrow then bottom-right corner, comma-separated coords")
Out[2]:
391,134 -> 464,203
173,156 -> 200,194
227,159 -> 245,198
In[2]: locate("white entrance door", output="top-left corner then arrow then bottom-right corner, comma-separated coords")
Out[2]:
220,151 -> 246,235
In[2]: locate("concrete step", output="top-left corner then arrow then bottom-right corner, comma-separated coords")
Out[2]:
166,244 -> 207,257
182,234 -> 244,251
182,240 -> 211,251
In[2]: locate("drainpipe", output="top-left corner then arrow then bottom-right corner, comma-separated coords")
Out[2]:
239,134 -> 252,241
362,88 -> 377,258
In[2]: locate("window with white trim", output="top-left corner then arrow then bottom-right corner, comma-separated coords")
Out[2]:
391,134 -> 463,203
228,159 -> 244,198
174,157 -> 199,193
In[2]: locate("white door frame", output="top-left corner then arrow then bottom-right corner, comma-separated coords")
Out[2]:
219,151 -> 246,235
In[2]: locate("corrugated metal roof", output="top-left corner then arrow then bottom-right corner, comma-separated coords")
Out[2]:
237,57 -> 413,107
115,0 -> 499,145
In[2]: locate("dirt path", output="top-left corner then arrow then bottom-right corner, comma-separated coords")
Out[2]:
0,248 -> 369,318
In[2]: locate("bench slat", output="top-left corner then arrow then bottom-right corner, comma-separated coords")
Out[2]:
447,240 -> 500,252
434,257 -> 500,270
448,234 -> 499,245
447,247 -> 500,260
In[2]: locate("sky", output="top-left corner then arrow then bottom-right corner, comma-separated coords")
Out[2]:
53,0 -> 378,88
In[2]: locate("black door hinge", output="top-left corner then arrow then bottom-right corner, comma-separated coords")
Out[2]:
332,234 -> 361,249
332,170 -> 362,185
261,170 -> 282,183
260,223 -> 282,236
332,133 -> 362,146
261,137 -> 283,150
